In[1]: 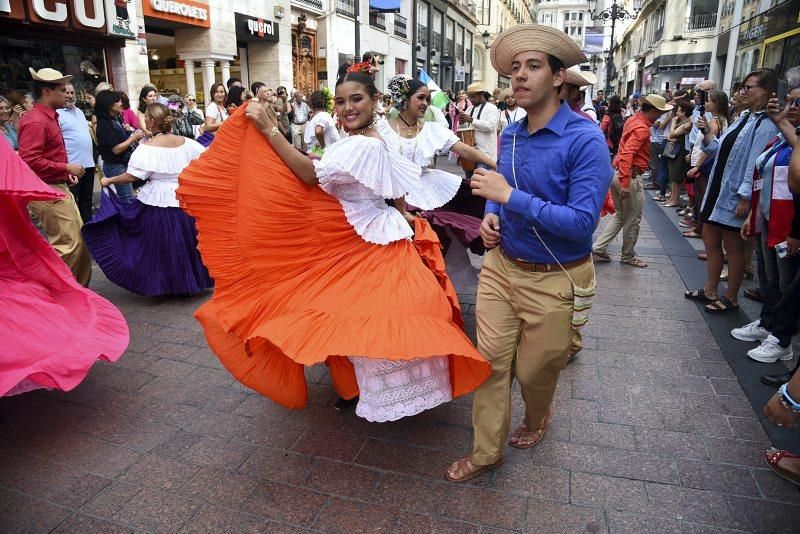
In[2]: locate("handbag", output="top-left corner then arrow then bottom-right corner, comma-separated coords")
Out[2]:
196,131 -> 215,147
662,140 -> 681,159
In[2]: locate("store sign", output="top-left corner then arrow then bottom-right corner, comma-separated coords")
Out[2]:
234,12 -> 279,43
0,0 -> 136,37
142,0 -> 210,28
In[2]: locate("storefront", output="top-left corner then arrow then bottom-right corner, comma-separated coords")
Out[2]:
0,0 -> 137,109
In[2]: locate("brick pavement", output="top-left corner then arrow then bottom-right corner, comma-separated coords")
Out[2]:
3,183 -> 800,532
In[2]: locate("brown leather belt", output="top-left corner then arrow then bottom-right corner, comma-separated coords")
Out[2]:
500,248 -> 591,273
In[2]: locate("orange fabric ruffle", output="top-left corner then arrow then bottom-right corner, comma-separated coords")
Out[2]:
177,105 -> 490,409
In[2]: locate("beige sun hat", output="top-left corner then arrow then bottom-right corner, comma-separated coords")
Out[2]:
564,67 -> 597,88
29,67 -> 72,84
498,87 -> 514,100
641,93 -> 674,112
466,82 -> 486,95
490,24 -> 588,76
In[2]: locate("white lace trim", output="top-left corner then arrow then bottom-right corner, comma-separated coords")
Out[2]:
127,139 -> 205,178
136,180 -> 180,208
407,123 -> 459,167
405,168 -> 461,211
334,196 -> 413,245
350,356 -> 453,422
314,135 -> 421,199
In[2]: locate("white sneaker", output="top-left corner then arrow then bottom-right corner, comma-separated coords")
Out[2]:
747,336 -> 794,363
731,320 -> 770,342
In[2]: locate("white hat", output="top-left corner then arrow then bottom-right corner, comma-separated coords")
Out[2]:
28,67 -> 72,84
490,24 -> 588,76
564,67 -> 597,88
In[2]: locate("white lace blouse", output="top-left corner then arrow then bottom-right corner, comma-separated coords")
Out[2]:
126,139 -> 205,208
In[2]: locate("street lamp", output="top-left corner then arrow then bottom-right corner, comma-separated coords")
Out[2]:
588,0 -> 642,94
589,54 -> 601,73
482,30 -> 491,49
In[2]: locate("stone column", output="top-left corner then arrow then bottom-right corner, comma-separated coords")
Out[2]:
185,60 -> 196,97
201,59 -> 216,102
221,61 -> 231,85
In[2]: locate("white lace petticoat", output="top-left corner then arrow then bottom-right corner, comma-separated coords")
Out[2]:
349,356 -> 453,422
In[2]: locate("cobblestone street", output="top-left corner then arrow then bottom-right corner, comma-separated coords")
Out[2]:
2,163 -> 800,532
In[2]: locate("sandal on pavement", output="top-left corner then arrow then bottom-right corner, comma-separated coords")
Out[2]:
509,407 -> 554,449
682,230 -> 702,238
705,296 -> 739,314
644,182 -> 659,190
685,288 -> 717,303
592,251 -> 611,263
697,253 -> 707,261
744,288 -> 766,303
620,257 -> 648,268
653,194 -> 668,201
446,456 -> 503,483
765,448 -> 800,487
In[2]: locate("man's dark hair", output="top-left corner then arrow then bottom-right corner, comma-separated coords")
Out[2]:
226,77 -> 242,89
547,54 -> 565,74
309,90 -> 328,110
94,89 -> 122,119
639,101 -> 656,113
336,71 -> 379,97
33,81 -> 59,99
607,94 -> 623,114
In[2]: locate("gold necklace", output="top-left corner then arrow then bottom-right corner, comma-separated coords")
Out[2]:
397,114 -> 421,138
351,122 -> 375,136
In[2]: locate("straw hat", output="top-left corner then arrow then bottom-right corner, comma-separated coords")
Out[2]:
564,67 -> 597,88
498,87 -> 514,100
490,24 -> 588,76
28,67 -> 72,84
641,93 -> 674,112
466,82 -> 486,95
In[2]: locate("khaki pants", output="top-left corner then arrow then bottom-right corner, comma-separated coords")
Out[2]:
28,183 -> 92,287
291,123 -> 307,151
592,172 -> 644,261
471,248 -> 595,465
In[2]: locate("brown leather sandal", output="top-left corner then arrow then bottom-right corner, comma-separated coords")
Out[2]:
508,407 -> 553,449
445,456 -> 503,483
765,448 -> 800,486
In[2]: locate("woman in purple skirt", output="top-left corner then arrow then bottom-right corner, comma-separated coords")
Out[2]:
82,103 -> 213,296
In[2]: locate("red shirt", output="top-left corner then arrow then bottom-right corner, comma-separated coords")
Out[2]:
18,103 -> 69,184
612,111 -> 653,188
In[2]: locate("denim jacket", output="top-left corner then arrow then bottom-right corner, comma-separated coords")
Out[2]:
700,110 -> 778,228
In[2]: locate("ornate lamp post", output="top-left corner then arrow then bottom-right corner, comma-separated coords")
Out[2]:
588,0 -> 642,95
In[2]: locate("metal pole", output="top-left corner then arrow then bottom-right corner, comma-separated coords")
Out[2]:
607,2 -> 616,95
355,0 -> 361,59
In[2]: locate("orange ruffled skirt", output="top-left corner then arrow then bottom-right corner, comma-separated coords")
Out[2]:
177,106 -> 490,409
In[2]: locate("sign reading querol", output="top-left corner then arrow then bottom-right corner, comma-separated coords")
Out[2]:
235,12 -> 279,43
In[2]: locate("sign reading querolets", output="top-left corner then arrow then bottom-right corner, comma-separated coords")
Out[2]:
234,12 -> 279,43
142,0 -> 210,28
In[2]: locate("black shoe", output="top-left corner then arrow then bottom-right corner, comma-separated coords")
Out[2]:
744,288 -> 765,303
334,396 -> 359,412
761,372 -> 794,388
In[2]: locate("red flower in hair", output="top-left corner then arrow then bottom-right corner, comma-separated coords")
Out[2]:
347,61 -> 373,74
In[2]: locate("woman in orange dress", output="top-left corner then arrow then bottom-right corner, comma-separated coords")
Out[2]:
177,70 -> 490,421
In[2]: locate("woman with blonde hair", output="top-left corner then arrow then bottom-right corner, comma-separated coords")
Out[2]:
82,103 -> 212,296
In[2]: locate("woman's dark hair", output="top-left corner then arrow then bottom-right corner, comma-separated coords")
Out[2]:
309,90 -> 328,110
607,95 -> 623,114
251,82 -> 265,95
224,86 -> 246,108
5,89 -> 28,108
676,100 -> 694,117
138,86 -> 156,113
743,68 -> 778,110
209,82 -> 226,103
335,71 -> 379,98
708,90 -> 729,122
120,91 -> 131,110
95,90 -> 122,120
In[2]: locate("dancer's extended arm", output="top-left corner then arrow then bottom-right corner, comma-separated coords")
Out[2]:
246,102 -> 318,186
101,173 -> 137,186
449,141 -> 496,169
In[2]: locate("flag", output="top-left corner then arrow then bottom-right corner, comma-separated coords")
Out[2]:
418,69 -> 451,110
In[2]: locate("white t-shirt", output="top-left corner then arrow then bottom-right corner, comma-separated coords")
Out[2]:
304,111 -> 340,148
205,103 -> 229,124
465,102 -> 500,161
500,107 -> 526,131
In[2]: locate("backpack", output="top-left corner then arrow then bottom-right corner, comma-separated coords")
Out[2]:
608,113 -> 625,149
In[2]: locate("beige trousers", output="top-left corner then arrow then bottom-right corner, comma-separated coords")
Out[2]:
28,183 -> 92,287
592,172 -> 644,261
291,123 -> 307,151
471,248 -> 595,465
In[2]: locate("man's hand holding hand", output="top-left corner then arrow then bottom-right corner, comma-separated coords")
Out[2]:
470,168 -> 512,203
480,213 -> 501,249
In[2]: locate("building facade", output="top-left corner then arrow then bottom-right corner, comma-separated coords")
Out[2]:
476,0 -> 535,90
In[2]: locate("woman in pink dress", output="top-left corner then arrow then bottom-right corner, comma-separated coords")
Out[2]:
0,141 -> 129,396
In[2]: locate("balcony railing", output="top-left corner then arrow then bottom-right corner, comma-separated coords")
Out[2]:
433,31 -> 443,52
293,0 -> 323,10
369,11 -> 386,30
394,15 -> 407,38
336,0 -> 356,18
417,24 -> 428,46
685,13 -> 717,32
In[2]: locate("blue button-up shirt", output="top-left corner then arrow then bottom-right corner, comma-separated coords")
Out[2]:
487,101 -> 614,264
57,105 -> 94,168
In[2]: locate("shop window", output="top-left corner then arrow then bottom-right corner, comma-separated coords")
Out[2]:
0,37 -> 107,118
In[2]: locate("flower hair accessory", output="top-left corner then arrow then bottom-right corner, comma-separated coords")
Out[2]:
347,61 -> 373,74
387,75 -> 412,111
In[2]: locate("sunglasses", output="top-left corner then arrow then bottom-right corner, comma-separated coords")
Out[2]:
788,97 -> 800,108
741,84 -> 762,93
187,98 -> 195,102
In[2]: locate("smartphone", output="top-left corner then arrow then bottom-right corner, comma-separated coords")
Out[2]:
776,79 -> 788,105
698,89 -> 707,115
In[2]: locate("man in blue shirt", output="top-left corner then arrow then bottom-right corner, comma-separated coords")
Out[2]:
446,24 -> 613,483
58,83 -> 95,223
